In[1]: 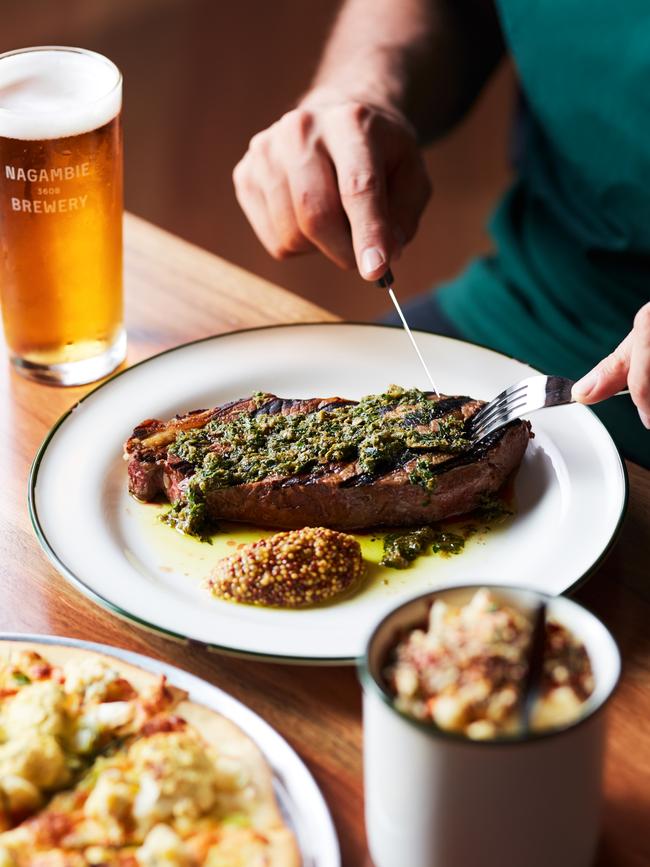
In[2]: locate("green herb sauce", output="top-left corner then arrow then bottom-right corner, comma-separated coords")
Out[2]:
164,386 -> 470,536
408,458 -> 439,491
380,527 -> 466,569
162,487 -> 213,539
475,493 -> 514,523
379,491 -> 515,569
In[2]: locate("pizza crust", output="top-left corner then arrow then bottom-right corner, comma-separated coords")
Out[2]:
0,641 -> 301,867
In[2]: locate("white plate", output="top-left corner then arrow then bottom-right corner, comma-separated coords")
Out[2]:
0,633 -> 340,867
29,323 -> 627,662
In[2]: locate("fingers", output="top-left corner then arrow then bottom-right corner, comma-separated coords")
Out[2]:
234,129 -> 313,260
259,171 -> 314,259
571,301 -> 650,428
233,162 -> 289,259
286,155 -> 355,269
322,104 -> 395,280
279,112 -> 355,269
233,113 -> 354,267
572,332 -> 632,403
628,303 -> 650,427
234,101 -> 428,279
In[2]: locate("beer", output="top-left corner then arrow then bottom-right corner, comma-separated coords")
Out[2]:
0,47 -> 124,385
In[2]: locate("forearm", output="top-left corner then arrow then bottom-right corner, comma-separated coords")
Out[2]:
304,0 -> 504,142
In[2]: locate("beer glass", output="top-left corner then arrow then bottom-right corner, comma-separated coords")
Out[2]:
0,46 -> 124,385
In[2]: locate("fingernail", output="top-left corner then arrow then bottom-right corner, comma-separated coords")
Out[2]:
572,369 -> 599,400
361,247 -> 385,276
639,409 -> 650,430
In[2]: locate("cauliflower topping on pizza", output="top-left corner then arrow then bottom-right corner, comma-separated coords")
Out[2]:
0,649 -> 179,833
385,588 -> 594,739
0,645 -> 297,866
136,824 -> 191,866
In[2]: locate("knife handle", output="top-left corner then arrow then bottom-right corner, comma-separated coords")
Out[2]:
376,267 -> 394,290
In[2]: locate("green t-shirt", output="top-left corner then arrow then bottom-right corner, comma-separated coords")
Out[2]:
437,0 -> 650,466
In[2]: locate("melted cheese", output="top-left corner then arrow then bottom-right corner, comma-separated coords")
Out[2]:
0,651 -> 270,865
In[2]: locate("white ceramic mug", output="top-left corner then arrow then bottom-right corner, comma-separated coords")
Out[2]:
359,585 -> 621,867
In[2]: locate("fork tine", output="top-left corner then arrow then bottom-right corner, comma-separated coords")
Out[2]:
468,386 -> 514,426
471,383 -> 527,416
471,399 -> 530,439
477,418 -> 518,441
467,375 -> 576,445
468,385 -> 528,431
471,391 -> 529,427
470,399 -> 530,438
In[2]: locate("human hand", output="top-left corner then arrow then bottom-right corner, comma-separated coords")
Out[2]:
232,90 -> 431,280
572,302 -> 650,429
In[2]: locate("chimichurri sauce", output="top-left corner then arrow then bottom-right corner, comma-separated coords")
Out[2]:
379,492 -> 515,569
164,386 -> 471,537
381,527 -> 466,569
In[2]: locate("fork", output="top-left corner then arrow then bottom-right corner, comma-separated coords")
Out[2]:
466,375 -> 629,444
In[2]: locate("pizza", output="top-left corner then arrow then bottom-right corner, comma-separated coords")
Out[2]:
0,643 -> 299,866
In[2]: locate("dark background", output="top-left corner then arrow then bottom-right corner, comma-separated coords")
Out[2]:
4,0 -> 514,320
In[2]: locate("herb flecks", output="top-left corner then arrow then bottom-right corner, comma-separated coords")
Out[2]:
379,484 -> 516,569
381,527 -> 437,569
165,387 -> 471,536
162,488 -> 214,541
475,494 -> 514,524
430,531 -> 466,555
380,527 -> 466,569
408,458 -> 439,491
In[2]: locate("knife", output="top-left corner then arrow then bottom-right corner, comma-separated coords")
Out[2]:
377,268 -> 439,395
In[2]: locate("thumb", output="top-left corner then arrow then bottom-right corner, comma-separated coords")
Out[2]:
572,332 -> 632,404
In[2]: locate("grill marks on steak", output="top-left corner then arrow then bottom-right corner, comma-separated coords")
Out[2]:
125,393 -> 532,530
125,395 -> 356,504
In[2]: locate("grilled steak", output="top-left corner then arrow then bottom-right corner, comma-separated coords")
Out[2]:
125,388 -> 532,533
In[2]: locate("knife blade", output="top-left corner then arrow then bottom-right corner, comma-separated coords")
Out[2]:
377,268 -> 439,395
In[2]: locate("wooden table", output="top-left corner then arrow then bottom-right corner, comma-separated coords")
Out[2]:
1,213 -> 648,866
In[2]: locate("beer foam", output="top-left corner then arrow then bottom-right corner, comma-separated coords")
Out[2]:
0,48 -> 121,140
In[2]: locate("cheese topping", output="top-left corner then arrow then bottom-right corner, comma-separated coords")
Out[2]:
0,650 -> 175,831
0,649 -> 284,866
0,732 -> 68,790
62,657 -> 124,700
131,731 -> 222,832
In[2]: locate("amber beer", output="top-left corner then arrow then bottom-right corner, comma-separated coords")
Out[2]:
0,47 -> 124,384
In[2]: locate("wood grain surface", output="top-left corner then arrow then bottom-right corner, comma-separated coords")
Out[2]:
0,213 -> 648,866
